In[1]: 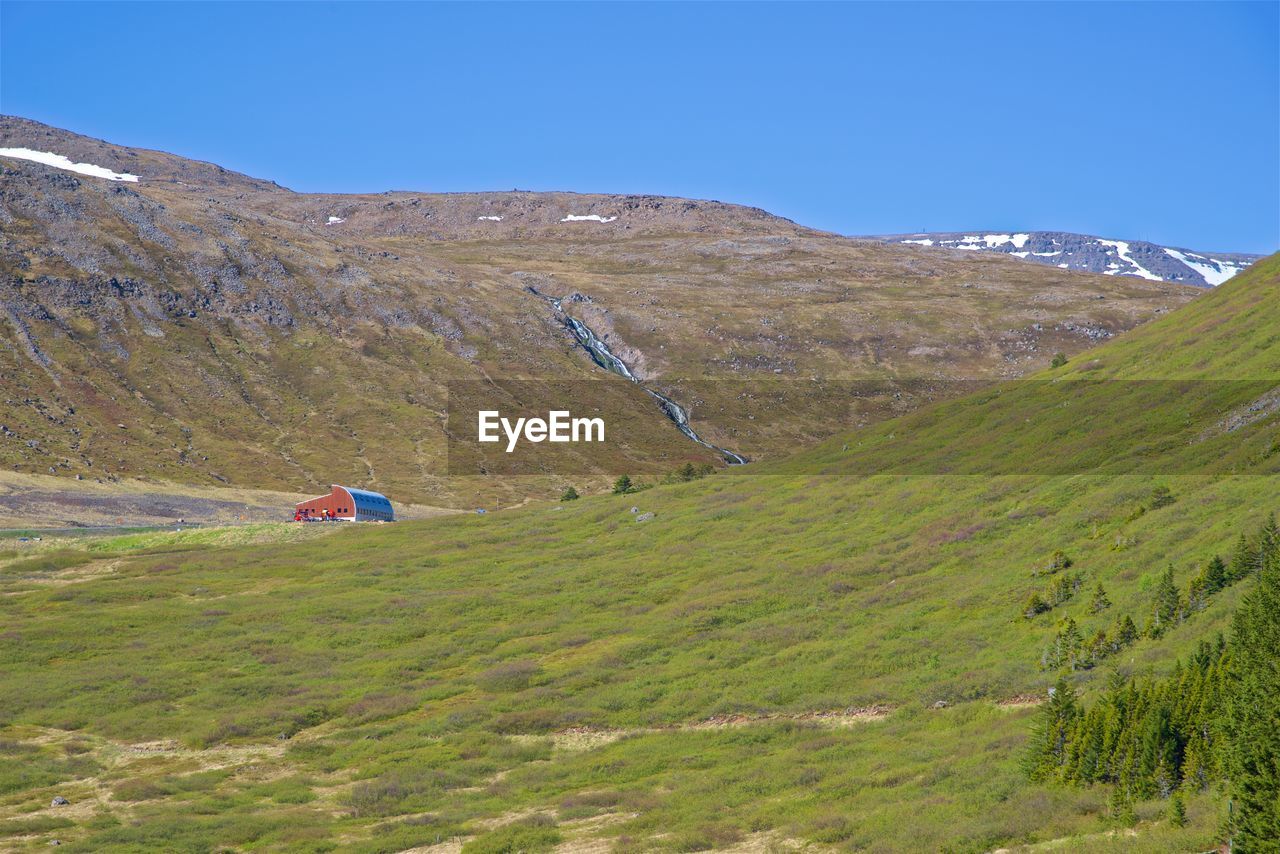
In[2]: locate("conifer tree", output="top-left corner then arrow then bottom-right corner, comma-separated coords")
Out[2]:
1222,543 -> 1280,850
1026,677 -> 1078,781
1204,555 -> 1227,594
1110,614 -> 1138,652
1170,793 -> 1187,827
1149,565 -> 1183,637
1228,532 -> 1257,583
1090,581 -> 1111,613
1261,513 -> 1279,571
1024,591 -> 1050,619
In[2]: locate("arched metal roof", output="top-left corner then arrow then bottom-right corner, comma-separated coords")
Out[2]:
336,486 -> 394,520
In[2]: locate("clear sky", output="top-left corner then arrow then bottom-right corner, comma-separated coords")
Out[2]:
1,1 -> 1276,253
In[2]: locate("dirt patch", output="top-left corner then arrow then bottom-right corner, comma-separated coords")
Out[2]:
521,705 -> 895,750
0,470 -> 455,529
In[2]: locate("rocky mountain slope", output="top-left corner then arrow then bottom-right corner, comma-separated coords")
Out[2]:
873,231 -> 1261,287
1,116 -> 1202,507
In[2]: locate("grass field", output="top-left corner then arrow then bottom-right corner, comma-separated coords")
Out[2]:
0,259 -> 1275,851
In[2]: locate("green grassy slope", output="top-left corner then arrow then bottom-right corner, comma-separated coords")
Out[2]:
0,259 -> 1276,852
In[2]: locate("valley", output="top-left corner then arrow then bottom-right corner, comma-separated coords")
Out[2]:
1,253 -> 1275,852
2,2 -> 1276,851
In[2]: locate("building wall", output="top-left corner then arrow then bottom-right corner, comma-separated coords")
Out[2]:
296,487 -> 356,520
295,486 -> 394,521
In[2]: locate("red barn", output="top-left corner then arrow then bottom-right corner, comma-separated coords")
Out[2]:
295,485 -> 394,522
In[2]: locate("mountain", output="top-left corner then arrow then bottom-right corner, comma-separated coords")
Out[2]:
873,230 -> 1262,287
1,254 -> 1275,851
1,117 -> 1202,508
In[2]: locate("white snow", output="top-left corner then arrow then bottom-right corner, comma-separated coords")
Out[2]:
952,233 -> 1031,249
1057,263 -> 1069,268
561,214 -> 617,223
1011,251 -> 1030,259
929,233 -> 1030,251
979,233 -> 1030,248
1097,239 -> 1162,281
477,215 -> 503,221
326,216 -> 345,225
1032,251 -> 1061,257
1163,248 -> 1245,287
0,147 -> 139,182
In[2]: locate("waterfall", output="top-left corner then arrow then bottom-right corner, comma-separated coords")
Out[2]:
534,290 -> 747,465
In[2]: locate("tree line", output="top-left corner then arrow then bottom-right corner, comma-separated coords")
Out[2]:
1026,513 -> 1280,849
1034,516 -> 1277,673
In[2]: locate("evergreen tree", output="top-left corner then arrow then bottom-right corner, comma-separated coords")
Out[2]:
1228,533 -> 1257,583
1051,574 -> 1079,606
1187,558 -> 1225,613
1169,793 -> 1187,827
1062,618 -> 1083,670
1024,591 -> 1050,619
1204,555 -> 1227,594
1090,581 -> 1111,613
1109,785 -> 1137,826
1026,677 -> 1078,780
1222,544 -> 1280,850
559,486 -> 579,501
1149,565 -> 1183,637
1110,614 -> 1139,652
611,474 -> 633,495
1261,513 -> 1279,571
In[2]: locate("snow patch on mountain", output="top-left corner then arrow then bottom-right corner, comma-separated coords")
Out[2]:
561,214 -> 617,223
1090,240 -> 1162,284
0,147 -> 139,182
875,230 -> 1260,287
1163,248 -> 1246,287
477,215 -> 503,221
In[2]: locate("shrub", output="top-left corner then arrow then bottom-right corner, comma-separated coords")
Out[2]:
1023,592 -> 1051,619
477,660 -> 539,692
559,486 -> 579,501
461,815 -> 560,854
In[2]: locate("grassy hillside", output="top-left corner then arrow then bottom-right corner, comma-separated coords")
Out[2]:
0,259 -> 1275,850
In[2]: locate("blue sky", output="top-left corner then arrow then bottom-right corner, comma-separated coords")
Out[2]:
1,1 -> 1276,253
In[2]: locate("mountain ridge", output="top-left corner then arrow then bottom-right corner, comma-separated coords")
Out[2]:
872,229 -> 1263,287
1,117 -> 1203,506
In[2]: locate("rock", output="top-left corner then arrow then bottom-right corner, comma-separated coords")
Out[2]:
629,506 -> 639,513
635,512 -> 655,523
932,700 -> 949,709
50,796 -> 69,806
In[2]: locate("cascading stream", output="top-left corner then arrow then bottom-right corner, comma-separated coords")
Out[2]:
533,290 -> 747,465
